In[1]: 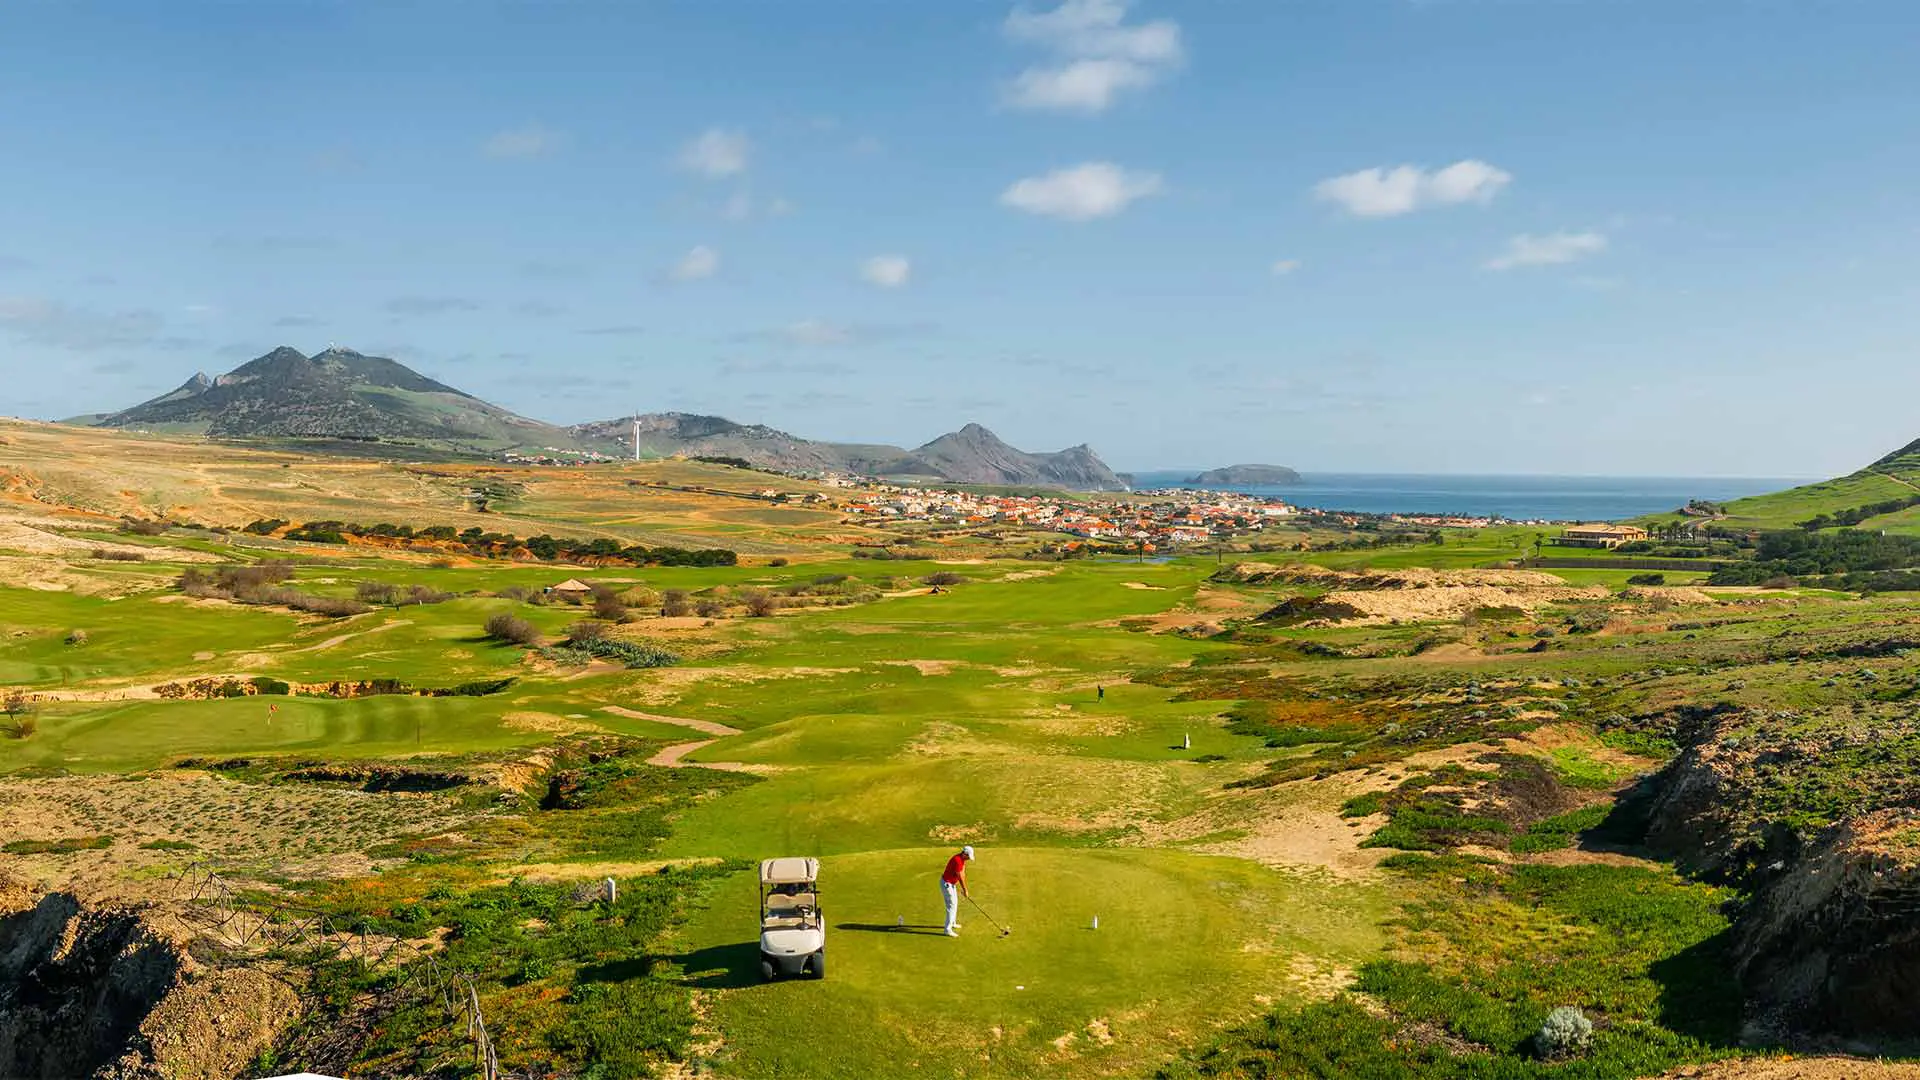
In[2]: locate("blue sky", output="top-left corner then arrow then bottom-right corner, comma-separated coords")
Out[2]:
1,1 -> 1916,476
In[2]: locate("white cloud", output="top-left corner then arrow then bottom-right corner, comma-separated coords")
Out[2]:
861,255 -> 912,288
1000,162 -> 1162,221
1313,159 -> 1512,218
1002,0 -> 1182,114
670,245 -> 720,281
1484,231 -> 1608,270
677,128 -> 750,178
482,125 -> 562,159
1270,259 -> 1301,276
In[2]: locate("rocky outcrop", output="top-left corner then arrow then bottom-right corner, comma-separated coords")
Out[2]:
1622,709 -> 1920,1039
1731,810 -> 1920,1036
0,882 -> 298,1079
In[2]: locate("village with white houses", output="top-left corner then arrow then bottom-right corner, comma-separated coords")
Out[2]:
820,479 -> 1556,549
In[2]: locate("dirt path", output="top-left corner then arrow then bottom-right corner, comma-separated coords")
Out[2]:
647,740 -> 756,771
280,618 -> 410,655
1664,1059 -> 1920,1079
600,705 -> 742,737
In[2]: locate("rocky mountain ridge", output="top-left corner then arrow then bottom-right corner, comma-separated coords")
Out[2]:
87,348 -> 1129,490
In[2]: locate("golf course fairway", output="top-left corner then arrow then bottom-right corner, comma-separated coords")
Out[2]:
673,847 -> 1388,1078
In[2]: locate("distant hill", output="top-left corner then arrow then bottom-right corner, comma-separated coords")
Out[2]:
1182,464 -> 1301,487
94,346 -> 582,454
899,423 -> 1126,490
569,412 -> 906,475
1652,439 -> 1920,535
572,416 -> 1127,490
82,346 -> 1127,489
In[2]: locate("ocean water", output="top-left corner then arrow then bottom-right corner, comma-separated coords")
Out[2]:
1125,472 -> 1805,523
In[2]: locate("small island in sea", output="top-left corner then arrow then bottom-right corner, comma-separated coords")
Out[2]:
1183,463 -> 1302,486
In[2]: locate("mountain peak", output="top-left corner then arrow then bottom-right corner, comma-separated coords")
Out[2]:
92,345 -> 541,448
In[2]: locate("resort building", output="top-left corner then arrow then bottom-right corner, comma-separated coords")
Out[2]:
1553,523 -> 1650,549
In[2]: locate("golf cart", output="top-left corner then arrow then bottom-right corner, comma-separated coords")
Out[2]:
758,857 -> 825,981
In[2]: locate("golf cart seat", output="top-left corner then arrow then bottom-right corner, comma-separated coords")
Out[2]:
759,857 -> 825,981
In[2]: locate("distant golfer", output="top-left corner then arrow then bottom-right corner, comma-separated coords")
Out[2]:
1097,685 -> 1105,702
940,845 -> 973,937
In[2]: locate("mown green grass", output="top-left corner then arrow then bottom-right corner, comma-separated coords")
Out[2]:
676,847 -> 1390,1080
0,586 -> 298,686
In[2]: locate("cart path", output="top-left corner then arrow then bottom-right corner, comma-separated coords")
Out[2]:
648,739 -> 758,771
601,705 -> 742,738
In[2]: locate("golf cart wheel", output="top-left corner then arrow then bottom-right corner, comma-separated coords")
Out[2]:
809,950 -> 825,979
760,959 -> 776,983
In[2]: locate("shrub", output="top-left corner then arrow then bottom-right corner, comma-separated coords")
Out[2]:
1763,574 -> 1799,589
1534,1005 -> 1593,1059
357,581 -> 400,605
564,637 -> 681,669
924,571 -> 966,587
592,587 -> 628,622
400,584 -> 453,606
242,518 -> 288,535
743,588 -> 780,617
695,599 -> 727,619
567,620 -> 612,645
65,629 -> 89,646
498,585 -> 532,602
484,614 -> 542,646
90,548 -> 144,562
4,689 -> 37,726
536,645 -> 597,667
661,590 -> 692,617
768,557 -> 789,567
119,518 -> 167,536
1626,572 -> 1667,586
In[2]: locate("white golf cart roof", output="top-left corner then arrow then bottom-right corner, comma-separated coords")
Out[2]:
760,857 -> 819,886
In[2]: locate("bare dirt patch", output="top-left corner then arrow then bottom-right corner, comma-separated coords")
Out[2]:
877,658 -> 963,676
1661,1060 -> 1920,1079
1136,741 -> 1501,880
1222,562 -> 1611,626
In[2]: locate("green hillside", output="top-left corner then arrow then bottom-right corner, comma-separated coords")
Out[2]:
1647,440 -> 1920,535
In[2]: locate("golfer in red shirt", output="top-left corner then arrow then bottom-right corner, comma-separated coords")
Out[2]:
940,845 -> 973,937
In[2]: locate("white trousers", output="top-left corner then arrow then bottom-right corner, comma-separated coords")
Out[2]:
941,881 -> 959,930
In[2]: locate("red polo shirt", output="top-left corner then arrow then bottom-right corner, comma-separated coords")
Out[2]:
942,853 -> 967,885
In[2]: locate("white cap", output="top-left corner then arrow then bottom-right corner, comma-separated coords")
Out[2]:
962,845 -> 975,859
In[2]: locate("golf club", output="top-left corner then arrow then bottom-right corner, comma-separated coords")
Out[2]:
965,893 -> 1012,937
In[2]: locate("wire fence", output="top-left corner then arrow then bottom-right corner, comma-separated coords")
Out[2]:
164,861 -> 504,1080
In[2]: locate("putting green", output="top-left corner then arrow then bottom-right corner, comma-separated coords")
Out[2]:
673,847 -> 1389,1079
